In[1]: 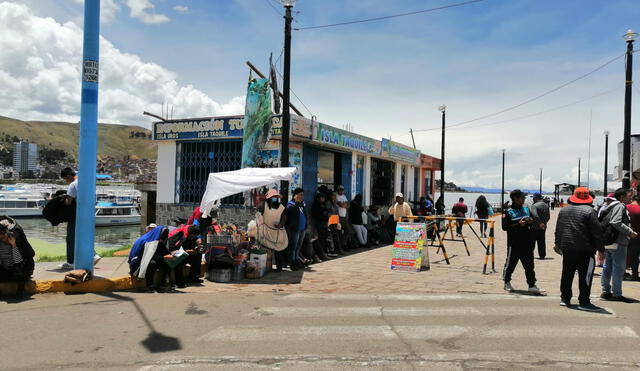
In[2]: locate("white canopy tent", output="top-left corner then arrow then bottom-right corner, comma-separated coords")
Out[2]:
199,167 -> 297,217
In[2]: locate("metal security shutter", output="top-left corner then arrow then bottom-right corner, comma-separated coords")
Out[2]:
176,140 -> 243,205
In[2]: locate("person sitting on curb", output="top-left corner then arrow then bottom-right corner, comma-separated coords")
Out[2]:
0,220 -> 35,297
554,187 -> 605,312
129,226 -> 172,292
502,189 -> 542,294
167,224 -> 203,287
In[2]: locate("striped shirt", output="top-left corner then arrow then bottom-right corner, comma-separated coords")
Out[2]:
0,241 -> 23,269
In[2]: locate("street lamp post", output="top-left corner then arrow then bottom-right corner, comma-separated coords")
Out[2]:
501,149 -> 505,210
578,157 -> 581,186
622,29 -> 637,189
438,105 -> 446,203
279,0 -> 296,201
604,130 -> 609,196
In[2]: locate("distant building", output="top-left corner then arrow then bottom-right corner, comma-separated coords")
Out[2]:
13,141 -> 38,175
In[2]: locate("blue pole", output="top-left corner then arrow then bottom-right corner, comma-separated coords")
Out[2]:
75,0 -> 100,271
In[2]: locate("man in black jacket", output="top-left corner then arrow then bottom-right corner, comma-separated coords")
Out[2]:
530,193 -> 550,259
555,187 -> 605,312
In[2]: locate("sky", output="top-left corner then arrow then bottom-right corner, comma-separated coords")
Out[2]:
1,0 -> 640,191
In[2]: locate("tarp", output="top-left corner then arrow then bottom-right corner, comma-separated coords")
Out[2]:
199,167 -> 296,217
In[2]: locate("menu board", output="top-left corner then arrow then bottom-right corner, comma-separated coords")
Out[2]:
391,222 -> 429,272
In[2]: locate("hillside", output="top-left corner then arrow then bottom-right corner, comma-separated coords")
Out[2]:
0,116 -> 156,162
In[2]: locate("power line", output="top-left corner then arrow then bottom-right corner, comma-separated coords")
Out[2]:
294,0 -> 485,31
394,87 -> 619,140
448,87 -> 619,131
407,52 -> 625,136
264,0 -> 283,17
274,67 -> 315,117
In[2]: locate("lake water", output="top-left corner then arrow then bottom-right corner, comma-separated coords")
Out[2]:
433,191 -> 604,216
18,218 -> 141,249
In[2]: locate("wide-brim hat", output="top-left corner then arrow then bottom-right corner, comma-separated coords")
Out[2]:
265,189 -> 280,199
569,187 -> 593,204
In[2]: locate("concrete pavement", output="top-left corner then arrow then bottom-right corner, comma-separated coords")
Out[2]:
2,208 -> 640,369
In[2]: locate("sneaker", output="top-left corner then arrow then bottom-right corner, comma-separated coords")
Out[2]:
610,296 -> 635,303
600,292 -> 613,300
504,282 -> 514,292
577,303 -> 603,312
528,285 -> 541,294
93,254 -> 101,265
58,262 -> 74,270
559,299 -> 571,307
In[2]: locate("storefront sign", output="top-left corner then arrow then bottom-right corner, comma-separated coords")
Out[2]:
153,116 -> 244,140
315,123 -> 382,156
382,139 -> 421,165
390,222 -> 429,272
269,115 -> 313,140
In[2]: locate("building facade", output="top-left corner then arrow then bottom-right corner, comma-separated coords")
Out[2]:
12,141 -> 38,175
151,114 -> 440,225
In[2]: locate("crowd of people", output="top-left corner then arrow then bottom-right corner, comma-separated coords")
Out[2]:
502,186 -> 638,313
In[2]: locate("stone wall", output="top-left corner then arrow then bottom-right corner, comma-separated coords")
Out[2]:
155,203 -> 256,228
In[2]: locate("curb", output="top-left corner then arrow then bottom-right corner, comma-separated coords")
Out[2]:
0,276 -> 137,295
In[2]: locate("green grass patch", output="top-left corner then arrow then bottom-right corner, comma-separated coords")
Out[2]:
31,238 -> 131,262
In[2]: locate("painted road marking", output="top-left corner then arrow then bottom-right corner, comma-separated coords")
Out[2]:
199,325 -> 637,342
249,306 -> 616,318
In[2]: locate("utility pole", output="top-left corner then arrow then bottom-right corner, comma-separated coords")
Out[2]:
409,128 -> 416,149
438,105 -> 446,203
279,0 -> 295,200
75,0 -> 100,271
539,168 -> 542,194
604,131 -> 609,196
501,149 -> 506,209
622,29 -> 637,189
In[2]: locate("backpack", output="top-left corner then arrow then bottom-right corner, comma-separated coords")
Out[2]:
598,205 -> 619,246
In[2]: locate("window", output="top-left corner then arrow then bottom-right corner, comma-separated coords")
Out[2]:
176,140 -> 243,205
97,208 -> 117,215
117,207 -> 132,215
27,201 -> 37,208
4,201 -> 15,208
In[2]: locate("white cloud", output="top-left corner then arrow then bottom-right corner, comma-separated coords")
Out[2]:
173,5 -> 188,14
0,2 -> 243,127
123,0 -> 169,24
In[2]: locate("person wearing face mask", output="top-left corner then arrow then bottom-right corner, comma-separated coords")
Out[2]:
285,188 -> 308,270
256,189 -> 288,272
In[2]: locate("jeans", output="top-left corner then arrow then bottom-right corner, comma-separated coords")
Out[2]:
353,224 -> 368,245
66,219 -> 76,264
601,244 -> 628,296
287,228 -> 306,267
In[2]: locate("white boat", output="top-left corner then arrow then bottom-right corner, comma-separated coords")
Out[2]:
95,201 -> 141,226
0,196 -> 45,217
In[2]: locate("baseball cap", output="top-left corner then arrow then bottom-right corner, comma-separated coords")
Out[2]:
533,192 -> 542,199
395,192 -> 404,198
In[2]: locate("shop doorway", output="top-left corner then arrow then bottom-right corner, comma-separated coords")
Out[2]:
317,150 -> 343,190
371,159 -> 394,205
